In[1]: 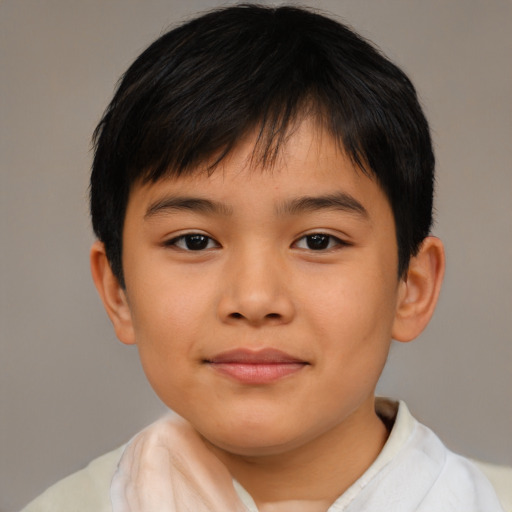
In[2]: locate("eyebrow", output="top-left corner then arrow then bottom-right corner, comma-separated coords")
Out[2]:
144,196 -> 233,219
144,192 -> 368,220
276,192 -> 368,218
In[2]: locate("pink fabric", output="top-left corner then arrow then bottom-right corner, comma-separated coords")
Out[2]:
111,414 -> 248,512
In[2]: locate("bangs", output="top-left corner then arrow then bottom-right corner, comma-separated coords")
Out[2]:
92,5 -> 378,184
91,4 -> 434,285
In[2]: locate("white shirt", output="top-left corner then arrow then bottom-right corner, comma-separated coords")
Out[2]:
22,400 -> 510,512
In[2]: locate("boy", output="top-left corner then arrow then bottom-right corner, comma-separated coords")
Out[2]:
22,4 -> 507,511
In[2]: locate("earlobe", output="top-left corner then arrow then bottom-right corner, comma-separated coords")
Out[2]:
90,241 -> 136,345
392,236 -> 445,343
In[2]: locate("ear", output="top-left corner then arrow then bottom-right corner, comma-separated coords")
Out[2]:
392,236 -> 445,343
90,240 -> 136,345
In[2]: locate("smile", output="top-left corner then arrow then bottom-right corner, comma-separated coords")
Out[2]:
205,348 -> 309,384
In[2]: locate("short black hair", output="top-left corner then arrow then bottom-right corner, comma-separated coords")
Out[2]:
90,4 -> 434,287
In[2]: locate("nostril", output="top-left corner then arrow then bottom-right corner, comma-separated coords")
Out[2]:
266,313 -> 281,320
230,312 -> 243,319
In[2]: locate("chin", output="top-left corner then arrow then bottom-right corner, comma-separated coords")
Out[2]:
208,437 -> 297,458
200,421 -> 314,458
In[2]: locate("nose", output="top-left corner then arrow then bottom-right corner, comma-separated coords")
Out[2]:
217,247 -> 295,327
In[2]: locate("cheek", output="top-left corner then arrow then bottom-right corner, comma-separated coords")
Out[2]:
131,289 -> 205,409
125,275 -> 214,390
128,264 -> 216,337
306,268 -> 397,334
301,264 -> 397,373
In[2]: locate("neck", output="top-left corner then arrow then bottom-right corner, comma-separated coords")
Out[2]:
207,396 -> 389,512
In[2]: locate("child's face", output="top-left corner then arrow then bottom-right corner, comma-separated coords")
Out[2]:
119,120 -> 404,457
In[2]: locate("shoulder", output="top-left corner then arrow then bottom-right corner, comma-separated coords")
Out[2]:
21,445 -> 124,512
376,400 -> 509,511
472,460 -> 512,512
406,413 -> 509,511
427,450 -> 506,510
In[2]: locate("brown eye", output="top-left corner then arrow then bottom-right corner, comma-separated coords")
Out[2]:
294,233 -> 344,251
306,234 -> 330,250
183,235 -> 209,250
167,234 -> 219,251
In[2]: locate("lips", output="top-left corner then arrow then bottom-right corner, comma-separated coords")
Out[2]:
205,348 -> 309,384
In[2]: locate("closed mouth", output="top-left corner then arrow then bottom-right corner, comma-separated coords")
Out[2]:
206,347 -> 307,365
205,348 -> 309,384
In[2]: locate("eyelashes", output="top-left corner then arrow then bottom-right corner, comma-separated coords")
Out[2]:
165,234 -> 220,251
164,232 -> 348,252
293,233 -> 346,251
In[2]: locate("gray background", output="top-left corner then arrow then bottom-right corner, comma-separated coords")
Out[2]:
1,1 -> 511,511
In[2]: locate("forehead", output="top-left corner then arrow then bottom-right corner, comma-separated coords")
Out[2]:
126,120 -> 388,221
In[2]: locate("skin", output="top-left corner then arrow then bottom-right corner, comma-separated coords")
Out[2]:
91,120 -> 445,511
